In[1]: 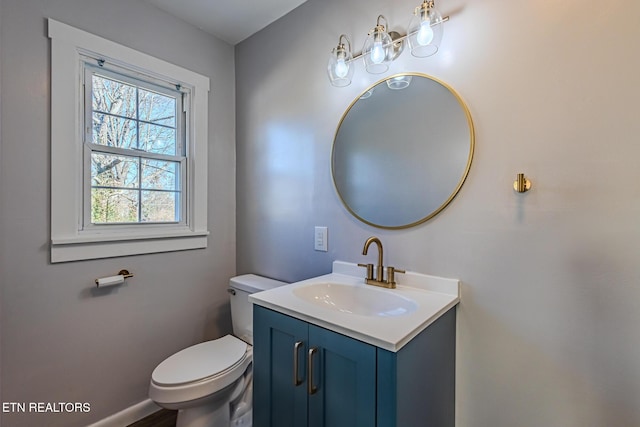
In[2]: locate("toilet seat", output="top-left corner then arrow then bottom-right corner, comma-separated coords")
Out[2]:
150,335 -> 252,405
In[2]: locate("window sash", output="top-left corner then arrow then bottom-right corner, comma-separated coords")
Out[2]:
82,62 -> 188,229
83,146 -> 187,226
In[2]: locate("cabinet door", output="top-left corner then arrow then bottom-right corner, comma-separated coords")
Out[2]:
308,325 -> 376,427
254,306 -> 309,427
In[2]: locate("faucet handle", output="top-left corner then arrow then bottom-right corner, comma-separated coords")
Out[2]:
357,263 -> 374,281
386,267 -> 405,288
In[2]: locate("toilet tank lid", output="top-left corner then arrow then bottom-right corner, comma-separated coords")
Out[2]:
229,274 -> 287,293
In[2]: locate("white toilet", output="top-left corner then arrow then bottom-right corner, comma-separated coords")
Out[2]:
149,274 -> 287,427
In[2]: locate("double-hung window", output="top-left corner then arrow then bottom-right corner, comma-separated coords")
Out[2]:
49,19 -> 210,263
84,65 -> 185,226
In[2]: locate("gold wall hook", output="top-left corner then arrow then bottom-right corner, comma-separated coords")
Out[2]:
513,173 -> 532,193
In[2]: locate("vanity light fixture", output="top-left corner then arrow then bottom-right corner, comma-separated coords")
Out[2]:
327,35 -> 355,87
327,1 -> 449,87
362,15 -> 393,74
407,0 -> 444,58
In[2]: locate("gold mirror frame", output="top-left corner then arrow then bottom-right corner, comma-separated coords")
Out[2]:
331,72 -> 475,229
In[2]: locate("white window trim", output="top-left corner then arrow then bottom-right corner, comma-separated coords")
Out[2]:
49,19 -> 210,263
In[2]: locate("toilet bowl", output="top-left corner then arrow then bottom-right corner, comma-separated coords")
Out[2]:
149,274 -> 287,427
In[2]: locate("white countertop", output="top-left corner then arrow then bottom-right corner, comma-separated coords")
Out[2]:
249,261 -> 460,352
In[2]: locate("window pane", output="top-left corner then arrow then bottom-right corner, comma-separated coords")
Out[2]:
141,191 -> 178,222
92,75 -> 136,118
92,113 -> 137,149
139,89 -> 176,127
91,153 -> 139,188
139,123 -> 177,155
91,188 -> 139,223
141,159 -> 178,191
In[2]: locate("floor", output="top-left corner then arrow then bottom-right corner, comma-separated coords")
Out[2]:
127,409 -> 177,427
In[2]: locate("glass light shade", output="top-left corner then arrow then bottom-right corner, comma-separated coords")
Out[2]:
386,75 -> 413,90
407,2 -> 444,58
327,45 -> 354,87
363,28 -> 392,74
359,88 -> 375,99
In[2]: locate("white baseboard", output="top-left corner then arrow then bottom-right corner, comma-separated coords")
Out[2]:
86,399 -> 161,427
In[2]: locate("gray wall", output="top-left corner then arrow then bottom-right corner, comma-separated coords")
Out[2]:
0,1 -> 235,426
236,0 -> 640,425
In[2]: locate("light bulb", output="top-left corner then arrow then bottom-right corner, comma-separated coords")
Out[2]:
417,20 -> 434,46
370,41 -> 385,64
334,57 -> 348,79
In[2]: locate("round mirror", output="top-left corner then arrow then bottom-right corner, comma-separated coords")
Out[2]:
331,73 -> 474,229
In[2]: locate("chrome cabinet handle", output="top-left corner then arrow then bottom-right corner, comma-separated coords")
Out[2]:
293,341 -> 304,386
308,347 -> 318,395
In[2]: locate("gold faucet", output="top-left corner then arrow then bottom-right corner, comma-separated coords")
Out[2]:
358,236 -> 405,289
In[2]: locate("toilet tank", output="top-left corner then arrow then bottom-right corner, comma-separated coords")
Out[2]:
229,274 -> 287,345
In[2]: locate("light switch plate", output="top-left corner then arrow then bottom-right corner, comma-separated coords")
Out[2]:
314,226 -> 328,252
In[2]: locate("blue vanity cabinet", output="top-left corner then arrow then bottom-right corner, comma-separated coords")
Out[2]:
254,305 -> 376,427
253,305 -> 456,427
307,322 -> 376,427
253,305 -> 308,427
376,308 -> 456,427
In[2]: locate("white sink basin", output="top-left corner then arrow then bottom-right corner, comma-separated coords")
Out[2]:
293,282 -> 418,317
249,261 -> 460,351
